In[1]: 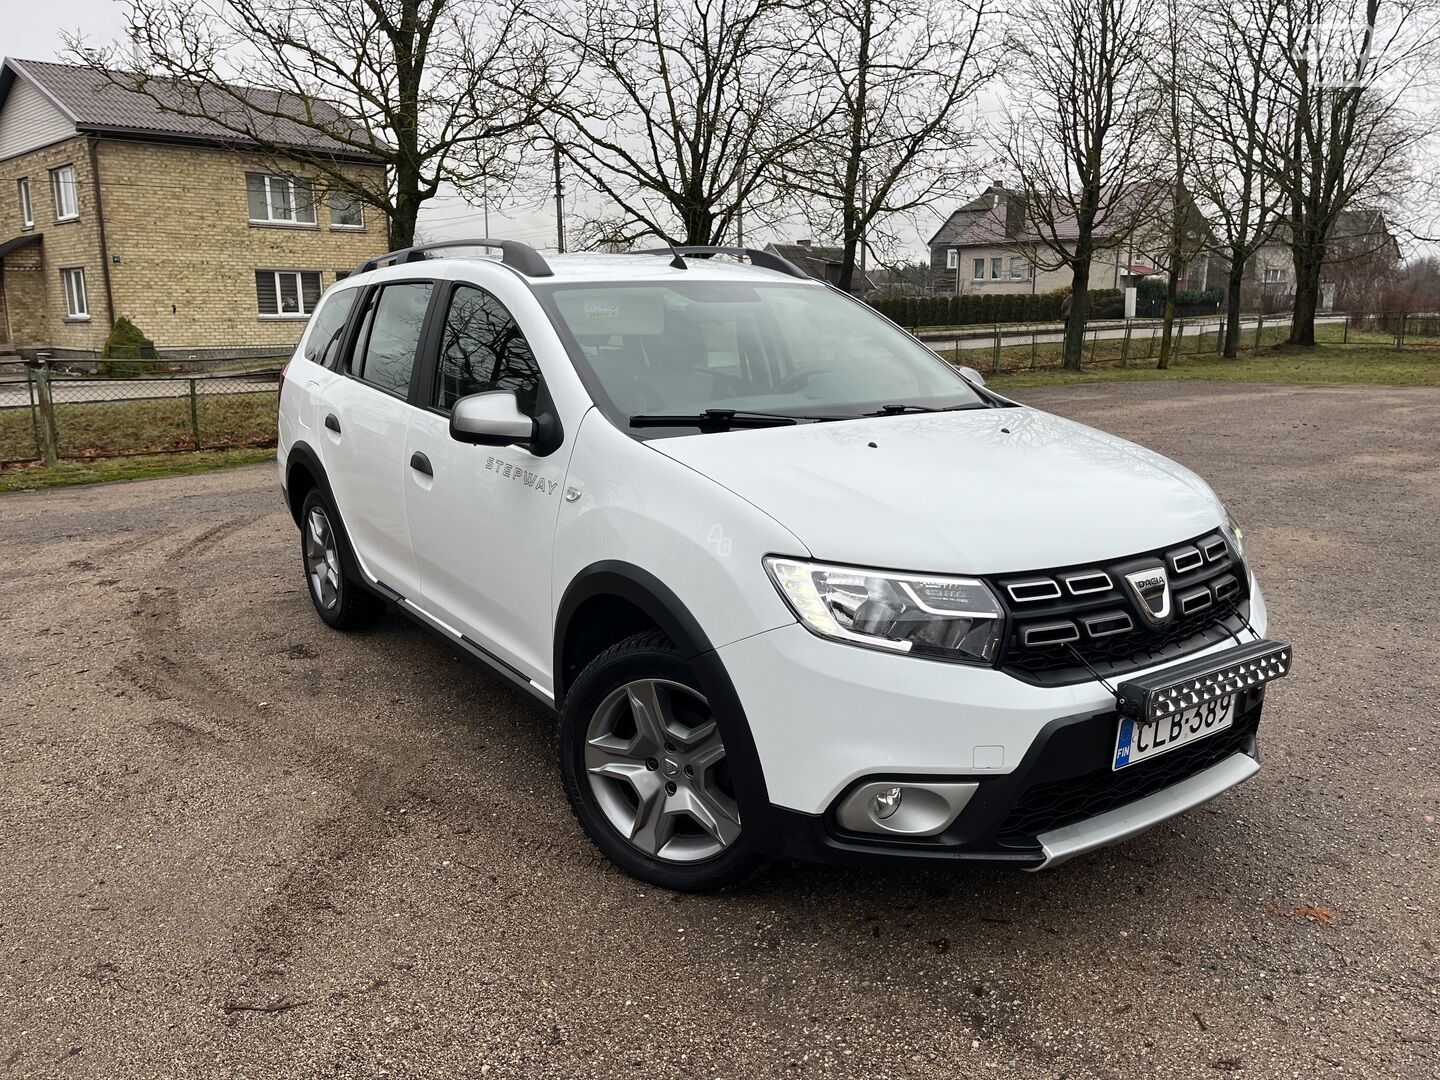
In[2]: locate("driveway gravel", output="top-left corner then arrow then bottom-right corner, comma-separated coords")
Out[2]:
1,380 -> 1436,1079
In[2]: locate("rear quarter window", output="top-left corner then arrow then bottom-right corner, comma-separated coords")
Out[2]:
302,287 -> 359,369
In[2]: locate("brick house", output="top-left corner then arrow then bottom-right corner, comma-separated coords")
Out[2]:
1246,209 -> 1401,313
0,58 -> 386,356
927,183 -> 1217,297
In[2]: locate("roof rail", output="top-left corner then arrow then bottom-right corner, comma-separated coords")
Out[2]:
626,245 -> 810,281
353,238 -> 554,278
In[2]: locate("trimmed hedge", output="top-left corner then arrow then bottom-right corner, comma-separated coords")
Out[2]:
870,292 -> 1064,328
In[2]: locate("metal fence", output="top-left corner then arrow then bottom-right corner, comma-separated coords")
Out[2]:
921,311 -> 1440,376
0,357 -> 282,466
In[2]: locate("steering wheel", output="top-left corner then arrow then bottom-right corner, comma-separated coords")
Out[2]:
771,368 -> 837,395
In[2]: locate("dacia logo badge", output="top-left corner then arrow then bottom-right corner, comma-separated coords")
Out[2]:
1124,567 -> 1172,623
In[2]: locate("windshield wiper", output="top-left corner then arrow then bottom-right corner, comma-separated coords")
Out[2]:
630,409 -> 802,431
860,403 -> 985,417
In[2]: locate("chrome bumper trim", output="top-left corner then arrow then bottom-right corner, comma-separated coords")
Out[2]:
1030,751 -> 1259,870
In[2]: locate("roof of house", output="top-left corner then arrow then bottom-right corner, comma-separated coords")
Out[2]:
929,181 -> 1178,250
762,241 -> 875,290
0,58 -> 384,163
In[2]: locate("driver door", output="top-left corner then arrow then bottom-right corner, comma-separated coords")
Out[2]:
403,281 -> 567,684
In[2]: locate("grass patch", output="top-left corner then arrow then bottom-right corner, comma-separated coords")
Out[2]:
0,388 -> 277,462
0,447 -> 275,493
988,343 -> 1440,390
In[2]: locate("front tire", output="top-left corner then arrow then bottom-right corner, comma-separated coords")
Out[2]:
560,632 -> 762,891
299,489 -> 385,631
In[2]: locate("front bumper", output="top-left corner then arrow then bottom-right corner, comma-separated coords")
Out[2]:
756,688 -> 1265,868
721,577 -> 1273,867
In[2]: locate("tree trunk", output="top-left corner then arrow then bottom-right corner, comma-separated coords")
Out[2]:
391,186 -> 420,249
837,219 -> 860,293
1289,240 -> 1324,346
1222,247 -> 1246,359
1156,263 -> 1180,369
1065,251 -> 1092,371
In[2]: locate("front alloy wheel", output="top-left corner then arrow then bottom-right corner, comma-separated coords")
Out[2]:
584,678 -> 741,862
559,632 -> 761,891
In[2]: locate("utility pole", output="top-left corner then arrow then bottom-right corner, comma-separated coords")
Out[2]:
553,145 -> 566,253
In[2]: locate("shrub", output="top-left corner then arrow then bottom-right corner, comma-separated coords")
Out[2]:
100,317 -> 161,375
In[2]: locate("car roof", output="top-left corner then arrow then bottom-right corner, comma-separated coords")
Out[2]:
343,250 -> 823,290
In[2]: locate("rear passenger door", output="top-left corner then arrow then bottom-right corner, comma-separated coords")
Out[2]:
404,281 -> 567,682
319,278 -> 436,600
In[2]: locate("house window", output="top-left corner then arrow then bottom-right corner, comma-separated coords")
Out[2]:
1263,267 -> 1287,283
945,249 -> 958,270
1010,257 -> 1029,280
60,267 -> 89,319
256,270 -> 323,317
18,178 -> 34,229
973,258 -> 986,281
245,172 -> 317,225
990,258 -> 1003,280
51,165 -> 78,221
329,191 -> 364,230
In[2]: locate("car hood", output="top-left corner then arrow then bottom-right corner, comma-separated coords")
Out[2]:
650,407 -> 1224,574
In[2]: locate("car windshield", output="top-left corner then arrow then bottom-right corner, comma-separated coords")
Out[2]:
538,280 -> 984,433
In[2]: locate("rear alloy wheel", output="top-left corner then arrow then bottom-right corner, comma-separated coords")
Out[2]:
298,489 -> 384,630
560,633 -> 761,891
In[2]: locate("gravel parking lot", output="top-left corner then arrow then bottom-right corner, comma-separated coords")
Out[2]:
2,381 -> 1437,1079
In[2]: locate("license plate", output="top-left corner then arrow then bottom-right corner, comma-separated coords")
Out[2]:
1113,694 -> 1236,770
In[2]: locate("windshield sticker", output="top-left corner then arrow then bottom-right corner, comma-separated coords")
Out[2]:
583,300 -> 621,320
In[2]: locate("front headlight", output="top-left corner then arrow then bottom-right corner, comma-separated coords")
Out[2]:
1222,512 -> 1246,560
764,557 -> 1005,665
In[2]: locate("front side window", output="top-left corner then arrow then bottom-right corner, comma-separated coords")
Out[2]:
541,281 -> 984,434
18,178 -> 33,228
972,258 -> 985,280
350,282 -> 434,396
246,172 -> 317,225
302,287 -> 359,368
51,165 -> 78,221
61,267 -> 88,318
329,190 -> 364,229
256,270 -> 323,317
435,285 -> 541,414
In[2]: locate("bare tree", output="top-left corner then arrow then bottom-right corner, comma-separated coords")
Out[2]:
786,0 -> 997,292
1262,0 -> 1438,344
997,0 -> 1156,370
1189,0 -> 1288,357
1145,0 -> 1208,369
70,0 -> 554,248
532,0 -> 808,246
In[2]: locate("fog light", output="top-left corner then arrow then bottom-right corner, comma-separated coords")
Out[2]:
871,786 -> 903,820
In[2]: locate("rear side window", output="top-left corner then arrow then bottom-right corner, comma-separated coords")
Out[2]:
302,288 -> 358,368
435,285 -> 541,414
351,282 -> 433,396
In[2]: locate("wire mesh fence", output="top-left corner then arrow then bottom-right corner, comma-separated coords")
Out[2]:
1,358 -> 282,466
925,312 -> 1440,376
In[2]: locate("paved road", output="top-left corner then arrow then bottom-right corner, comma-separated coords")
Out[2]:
1,382 -> 1436,1078
917,314 -> 1347,353
0,373 -> 279,409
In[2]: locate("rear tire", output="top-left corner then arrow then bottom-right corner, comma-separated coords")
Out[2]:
299,489 -> 385,631
560,631 -> 762,891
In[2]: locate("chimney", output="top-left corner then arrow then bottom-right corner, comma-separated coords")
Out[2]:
795,239 -> 811,248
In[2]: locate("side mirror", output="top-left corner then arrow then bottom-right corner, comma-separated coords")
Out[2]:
450,390 -> 536,447
958,365 -> 986,387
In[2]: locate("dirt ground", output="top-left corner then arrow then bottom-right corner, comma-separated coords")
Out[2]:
1,380 -> 1436,1079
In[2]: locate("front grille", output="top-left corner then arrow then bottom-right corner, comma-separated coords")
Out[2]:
997,704 -> 1261,845
990,531 -> 1250,686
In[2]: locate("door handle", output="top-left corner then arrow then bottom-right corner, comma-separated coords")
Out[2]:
409,451 -> 433,477
324,413 -> 341,434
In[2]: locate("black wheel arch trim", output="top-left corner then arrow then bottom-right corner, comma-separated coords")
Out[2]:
555,561 -> 779,851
